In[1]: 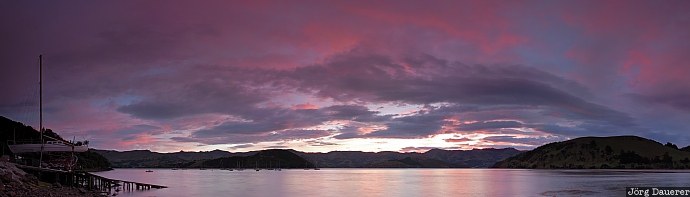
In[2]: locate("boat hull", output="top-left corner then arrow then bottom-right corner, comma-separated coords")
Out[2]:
8,144 -> 88,153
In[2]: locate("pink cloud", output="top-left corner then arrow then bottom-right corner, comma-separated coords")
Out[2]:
292,103 -> 319,110
3,0 -> 690,152
444,137 -> 473,143
558,0 -> 690,91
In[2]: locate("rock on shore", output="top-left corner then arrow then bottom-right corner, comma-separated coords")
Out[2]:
0,161 -> 103,197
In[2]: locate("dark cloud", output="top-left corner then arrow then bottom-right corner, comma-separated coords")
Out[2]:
364,109 -> 447,138
169,137 -> 197,143
172,128 -> 333,145
292,52 -> 592,104
119,102 -> 200,120
629,92 -> 690,112
306,140 -> 340,146
321,105 -> 392,122
115,124 -> 161,136
118,79 -> 267,120
473,129 -> 530,135
400,146 -> 447,152
477,144 -> 535,150
194,121 -> 286,136
3,1 -> 689,151
289,52 -> 636,134
457,120 -> 524,131
186,105 -> 387,139
265,145 -> 289,149
331,125 -> 362,139
173,104 -> 391,144
229,144 -> 254,149
444,138 -> 473,143
482,135 -> 566,146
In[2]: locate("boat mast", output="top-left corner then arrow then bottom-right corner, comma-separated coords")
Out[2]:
39,55 -> 44,168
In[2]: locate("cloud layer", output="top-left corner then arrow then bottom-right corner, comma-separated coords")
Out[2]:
2,0 -> 689,152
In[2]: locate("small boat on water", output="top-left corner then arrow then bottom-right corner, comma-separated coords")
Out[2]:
236,161 -> 244,171
145,170 -> 153,172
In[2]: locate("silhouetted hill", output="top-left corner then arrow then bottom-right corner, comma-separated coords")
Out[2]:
493,136 -> 690,169
366,157 -> 452,168
1,116 -> 62,150
92,149 -> 250,168
0,116 -> 111,171
681,146 -> 690,152
92,149 -> 187,168
172,149 -> 247,161
294,148 -> 521,168
202,149 -> 313,169
76,150 -> 112,171
424,148 -> 522,167
96,147 -> 522,168
294,151 -> 414,168
93,149 -> 311,168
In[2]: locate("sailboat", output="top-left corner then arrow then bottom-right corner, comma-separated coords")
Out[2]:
8,139 -> 89,153
8,55 -> 89,155
222,160 -> 233,171
236,160 -> 244,171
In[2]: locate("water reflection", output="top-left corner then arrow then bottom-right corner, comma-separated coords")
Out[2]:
94,169 -> 690,197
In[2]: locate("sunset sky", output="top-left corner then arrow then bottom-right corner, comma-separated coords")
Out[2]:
1,0 -> 689,153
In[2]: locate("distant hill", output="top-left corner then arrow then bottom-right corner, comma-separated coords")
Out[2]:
424,148 -> 522,167
293,151 -> 419,168
366,157 -> 452,168
202,149 -> 313,169
0,116 -> 111,171
93,149 -> 311,168
92,149 -> 188,168
294,148 -> 521,168
681,146 -> 690,152
95,147 -> 521,168
493,136 -> 690,169
91,149 -> 245,168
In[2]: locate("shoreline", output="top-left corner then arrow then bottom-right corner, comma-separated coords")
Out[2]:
1,161 -> 106,197
106,167 -> 690,171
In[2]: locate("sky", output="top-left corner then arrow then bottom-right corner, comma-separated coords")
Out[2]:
1,0 -> 689,153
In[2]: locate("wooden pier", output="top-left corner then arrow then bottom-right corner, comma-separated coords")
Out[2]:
17,165 -> 166,195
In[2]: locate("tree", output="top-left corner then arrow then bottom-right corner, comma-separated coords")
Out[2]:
665,142 -> 679,149
605,145 -> 613,155
662,152 -> 673,163
619,151 -> 649,164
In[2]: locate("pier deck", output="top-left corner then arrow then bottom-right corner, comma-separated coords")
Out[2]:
17,165 -> 166,195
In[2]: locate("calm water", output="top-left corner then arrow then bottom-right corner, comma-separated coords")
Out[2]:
94,168 -> 690,197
